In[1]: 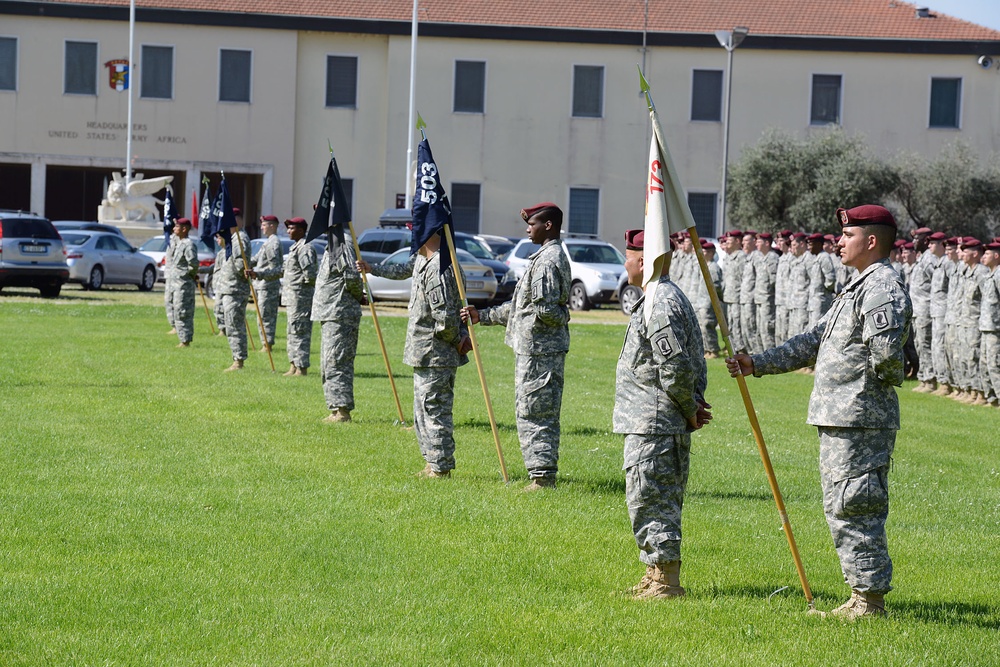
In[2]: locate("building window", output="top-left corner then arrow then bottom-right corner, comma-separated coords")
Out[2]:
450,183 -> 481,233
572,65 -> 603,118
453,60 -> 486,113
568,188 -> 599,235
64,41 -> 97,95
219,49 -> 251,103
326,55 -> 358,108
691,69 -> 723,121
140,45 -> 173,99
810,74 -> 841,125
0,37 -> 15,91
687,192 -> 717,239
929,78 -> 961,128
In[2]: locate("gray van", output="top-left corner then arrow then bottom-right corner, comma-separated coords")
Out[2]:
0,211 -> 69,298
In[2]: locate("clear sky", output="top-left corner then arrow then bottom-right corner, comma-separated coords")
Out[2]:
927,0 -> 1000,31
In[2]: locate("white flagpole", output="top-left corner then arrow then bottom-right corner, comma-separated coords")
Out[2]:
125,0 -> 135,188
404,0 -> 418,209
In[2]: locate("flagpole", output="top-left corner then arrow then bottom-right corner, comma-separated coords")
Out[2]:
404,0 -> 419,209
191,187 -> 216,335
639,69 -> 813,610
230,214 -> 274,370
125,0 -> 135,188
416,122 -> 508,483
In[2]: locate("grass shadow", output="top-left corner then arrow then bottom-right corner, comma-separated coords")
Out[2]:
355,371 -> 413,379
457,418 -> 518,433
689,488 -> 773,502
887,599 -> 1000,629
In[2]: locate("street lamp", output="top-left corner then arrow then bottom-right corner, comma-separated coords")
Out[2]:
714,26 -> 749,234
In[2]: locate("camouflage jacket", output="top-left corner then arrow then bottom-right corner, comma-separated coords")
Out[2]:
753,250 -> 779,305
980,267 -> 1000,333
808,251 -> 837,312
958,262 -> 990,324
721,250 -> 744,303
775,251 -> 792,307
930,256 -> 954,320
216,231 -> 251,297
693,257 -> 722,310
739,249 -> 759,304
945,261 -> 965,325
479,239 -> 571,355
613,276 -> 707,436
163,234 -> 176,282
251,234 -> 284,289
171,237 -> 199,283
282,238 -> 318,302
786,253 -> 812,310
751,258 -> 911,429
909,251 -> 939,318
312,237 -> 364,321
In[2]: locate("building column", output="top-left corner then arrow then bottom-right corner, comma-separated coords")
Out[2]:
30,160 -> 46,217
185,167 -> 201,219
261,167 -> 273,216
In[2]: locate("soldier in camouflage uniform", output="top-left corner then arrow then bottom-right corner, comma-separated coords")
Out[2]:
282,218 -> 318,376
930,236 -> 959,396
614,230 -> 711,599
692,239 -> 722,357
807,233 -> 837,328
909,228 -> 940,393
753,232 -> 779,351
170,218 -> 199,347
955,238 -> 989,404
249,215 -> 284,350
978,242 -> 1000,408
218,225 -> 252,371
313,233 -> 365,422
785,232 -> 812,339
211,233 -> 227,336
728,205 -> 911,620
163,222 -> 177,334
944,239 -> 966,398
463,202 -> 571,491
720,231 -> 746,353
360,234 -> 471,477
774,230 -> 792,344
739,231 -> 759,353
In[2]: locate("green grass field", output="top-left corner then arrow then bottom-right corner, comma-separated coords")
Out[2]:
1,286 -> 998,665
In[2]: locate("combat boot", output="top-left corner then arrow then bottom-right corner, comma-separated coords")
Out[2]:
323,407 -> 351,423
635,560 -> 685,599
931,383 -> 953,397
828,590 -> 886,620
629,565 -> 656,596
523,476 -> 556,492
167,327 -> 177,335
176,341 -> 190,348
224,360 -> 244,372
294,366 -> 308,376
951,389 -> 968,402
416,464 -> 451,479
283,363 -> 297,376
912,381 -> 934,393
958,390 -> 977,404
971,391 -> 988,406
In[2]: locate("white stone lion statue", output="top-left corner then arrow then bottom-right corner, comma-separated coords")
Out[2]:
100,172 -> 173,223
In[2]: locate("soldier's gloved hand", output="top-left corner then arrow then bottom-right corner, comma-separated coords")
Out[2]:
726,354 -> 754,377
457,335 -> 473,355
461,306 -> 479,324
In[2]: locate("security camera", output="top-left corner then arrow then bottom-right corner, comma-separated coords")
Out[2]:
978,55 -> 994,69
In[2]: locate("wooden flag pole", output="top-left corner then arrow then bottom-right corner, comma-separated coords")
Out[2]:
443,223 -> 509,484
347,220 -> 407,425
196,277 -> 217,335
232,227 -> 274,370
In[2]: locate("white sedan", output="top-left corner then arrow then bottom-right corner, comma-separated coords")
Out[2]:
365,248 -> 497,305
61,231 -> 158,291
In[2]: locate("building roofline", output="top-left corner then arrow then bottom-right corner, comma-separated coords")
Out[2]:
3,0 -> 999,55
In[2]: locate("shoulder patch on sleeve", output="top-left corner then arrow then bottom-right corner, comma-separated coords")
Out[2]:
862,291 -> 895,333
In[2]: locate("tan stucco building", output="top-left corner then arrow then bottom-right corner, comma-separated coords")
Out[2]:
1,0 -> 999,243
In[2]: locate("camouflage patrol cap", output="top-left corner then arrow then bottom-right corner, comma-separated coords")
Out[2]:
836,204 -> 896,229
520,202 -> 561,223
175,217 -> 192,227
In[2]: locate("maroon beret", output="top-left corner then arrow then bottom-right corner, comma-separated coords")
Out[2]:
985,241 -> 1000,252
260,215 -> 279,223
175,217 -> 192,227
284,217 -> 307,227
903,241 -> 914,250
624,229 -> 644,250
744,229 -> 758,237
893,239 -> 906,249
758,232 -> 773,241
700,239 -> 715,250
232,207 -> 242,216
945,236 -> 961,246
807,233 -> 824,242
961,237 -> 982,250
837,205 -> 896,229
928,231 -> 947,241
791,232 -> 807,240
521,202 -> 560,222
779,229 -> 793,238
912,227 -> 932,236
824,234 -> 837,242
728,229 -> 744,238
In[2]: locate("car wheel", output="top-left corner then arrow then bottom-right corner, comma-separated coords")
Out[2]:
86,266 -> 104,290
39,284 -> 61,298
620,285 -> 642,315
138,265 -> 156,291
569,282 -> 591,311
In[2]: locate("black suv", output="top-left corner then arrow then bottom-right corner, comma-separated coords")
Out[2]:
0,211 -> 69,298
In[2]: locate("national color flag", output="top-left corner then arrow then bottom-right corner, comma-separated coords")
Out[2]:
198,179 -> 215,250
162,186 -> 177,240
305,156 -> 350,247
643,104 -> 697,323
210,177 -> 237,258
410,137 -> 455,272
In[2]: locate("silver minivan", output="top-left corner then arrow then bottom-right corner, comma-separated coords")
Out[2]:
0,211 -> 69,298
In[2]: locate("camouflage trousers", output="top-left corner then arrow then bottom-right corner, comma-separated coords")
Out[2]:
171,279 -> 196,344
515,353 -> 565,479
696,307 -> 719,354
624,433 -> 691,565
818,427 -> 895,595
255,285 -> 280,347
980,332 -> 1000,403
957,325 -> 982,391
775,304 -> 789,345
214,295 -> 226,335
320,316 -> 360,411
930,317 -> 950,386
222,293 -> 249,361
164,279 -> 175,327
740,303 -> 758,354
286,307 -> 313,368
787,308 -> 809,340
724,301 -> 743,353
945,323 -> 961,387
413,366 -> 457,473
755,300 -> 775,351
913,314 -> 934,383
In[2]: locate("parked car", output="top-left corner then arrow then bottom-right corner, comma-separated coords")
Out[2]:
137,235 -> 216,282
0,210 -> 68,298
475,233 -> 517,259
505,236 -> 626,310
617,272 -> 642,315
363,248 -> 497,305
61,231 -> 158,291
53,221 -> 125,237
356,226 -> 412,265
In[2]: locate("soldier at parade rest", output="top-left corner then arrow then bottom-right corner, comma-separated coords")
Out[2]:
358,232 -> 471,477
462,202 -> 572,491
614,229 -> 711,599
727,204 -> 912,620
282,217 -> 319,377
248,215 -> 284,350
218,221 -> 252,372
170,218 -> 199,348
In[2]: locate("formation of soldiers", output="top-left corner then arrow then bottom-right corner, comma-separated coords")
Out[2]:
669,227 -> 1000,410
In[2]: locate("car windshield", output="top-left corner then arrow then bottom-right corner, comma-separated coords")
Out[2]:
566,243 -> 624,264
139,237 -> 168,252
2,219 -> 60,240
61,233 -> 91,246
486,240 -> 514,256
515,242 -> 541,258
456,237 -> 493,260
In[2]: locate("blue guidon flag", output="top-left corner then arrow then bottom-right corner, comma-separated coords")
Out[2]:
209,177 -> 238,258
198,179 -> 214,251
162,186 -> 177,241
410,138 -> 455,272
305,155 -> 351,247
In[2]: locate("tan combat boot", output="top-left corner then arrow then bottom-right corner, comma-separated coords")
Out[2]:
224,360 -> 244,372
523,477 -> 556,492
294,366 -> 308,376
971,391 -> 988,406
629,565 -> 657,597
828,590 -> 886,620
176,341 -> 190,348
323,407 -> 351,423
951,389 -> 968,402
282,363 -> 297,376
635,560 -> 685,599
958,389 -> 977,404
931,383 -> 953,397
416,464 -> 451,479
912,381 -> 933,393
167,327 -> 177,335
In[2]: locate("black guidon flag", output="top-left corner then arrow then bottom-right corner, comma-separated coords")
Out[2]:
198,178 -> 215,251
305,156 -> 350,248
162,186 -> 177,240
410,138 -> 455,273
209,177 -> 238,258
